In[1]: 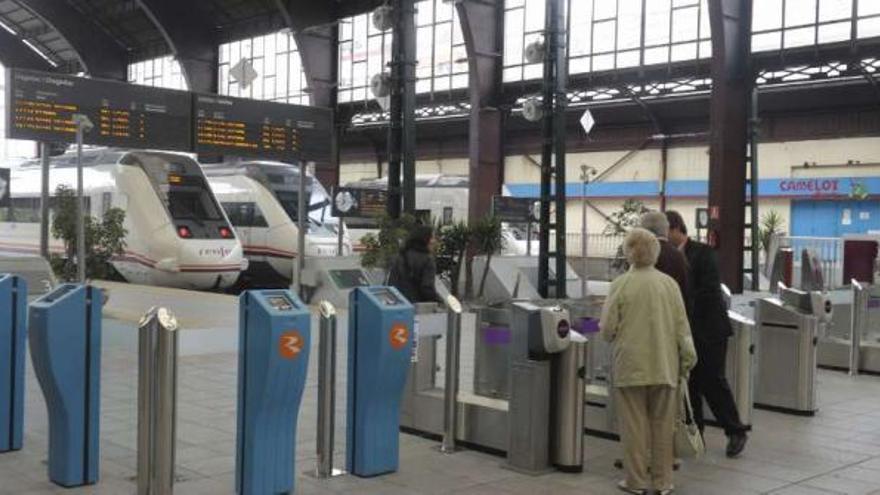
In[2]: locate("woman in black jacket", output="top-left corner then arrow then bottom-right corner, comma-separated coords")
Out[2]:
388,225 -> 443,304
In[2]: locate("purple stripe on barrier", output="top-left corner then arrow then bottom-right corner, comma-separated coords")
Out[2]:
869,297 -> 880,309
483,326 -> 511,345
574,317 -> 600,334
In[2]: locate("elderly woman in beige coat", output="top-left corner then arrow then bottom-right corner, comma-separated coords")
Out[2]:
600,228 -> 697,495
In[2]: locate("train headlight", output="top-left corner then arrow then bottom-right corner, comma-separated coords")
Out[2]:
219,226 -> 234,239
177,226 -> 193,238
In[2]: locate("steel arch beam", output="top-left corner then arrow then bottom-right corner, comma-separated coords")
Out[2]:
707,0 -> 752,293
456,0 -> 504,223
276,0 -> 340,188
22,0 -> 127,80
136,0 -> 217,92
0,29 -> 54,70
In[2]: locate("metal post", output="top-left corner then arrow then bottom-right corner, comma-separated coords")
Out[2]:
71,114 -> 92,283
315,301 -> 343,478
441,296 -> 463,454
39,143 -> 50,261
526,219 -> 533,256
850,280 -> 864,376
296,161 -> 308,296
138,307 -> 179,495
75,125 -> 85,283
580,166 -> 595,298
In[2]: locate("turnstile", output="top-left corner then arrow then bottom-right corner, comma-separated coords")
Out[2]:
817,284 -> 880,373
29,284 -> 102,487
236,290 -> 310,495
754,287 -> 831,415
399,300 -> 584,474
0,274 -> 26,453
347,286 -> 414,477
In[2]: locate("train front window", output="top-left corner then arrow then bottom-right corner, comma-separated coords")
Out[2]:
167,177 -> 223,222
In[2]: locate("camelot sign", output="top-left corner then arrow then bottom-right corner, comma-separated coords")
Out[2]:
778,179 -> 840,195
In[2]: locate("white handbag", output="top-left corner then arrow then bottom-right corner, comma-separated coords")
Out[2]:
674,379 -> 705,459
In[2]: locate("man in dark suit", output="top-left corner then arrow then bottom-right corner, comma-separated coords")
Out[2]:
639,212 -> 690,306
666,210 -> 748,458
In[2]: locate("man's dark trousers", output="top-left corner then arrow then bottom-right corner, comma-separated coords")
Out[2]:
689,338 -> 747,436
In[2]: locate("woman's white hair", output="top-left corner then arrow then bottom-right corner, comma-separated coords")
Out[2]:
624,228 -> 661,268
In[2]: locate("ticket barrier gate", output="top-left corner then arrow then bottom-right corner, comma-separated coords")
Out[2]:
754,286 -> 832,415
236,290 -> 311,494
347,286 -> 414,477
29,284 -> 102,487
0,275 -> 26,453
817,282 -> 880,374
399,300 -> 584,474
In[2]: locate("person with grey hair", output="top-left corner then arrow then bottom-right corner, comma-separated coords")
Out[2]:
640,211 -> 690,309
601,228 -> 697,495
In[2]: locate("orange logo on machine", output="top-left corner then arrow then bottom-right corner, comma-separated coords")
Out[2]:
279,331 -> 304,359
389,323 -> 409,350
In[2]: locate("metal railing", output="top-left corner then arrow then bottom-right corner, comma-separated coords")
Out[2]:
563,233 -> 627,258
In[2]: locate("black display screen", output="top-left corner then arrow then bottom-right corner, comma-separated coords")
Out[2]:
370,288 -> 401,306
330,269 -> 371,289
193,94 -> 331,163
492,196 -> 535,223
6,68 -> 192,151
266,295 -> 293,311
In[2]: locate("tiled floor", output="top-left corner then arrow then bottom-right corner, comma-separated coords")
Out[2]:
4,316 -> 880,494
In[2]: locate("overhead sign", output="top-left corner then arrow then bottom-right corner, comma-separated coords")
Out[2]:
331,187 -> 388,218
193,94 -> 332,163
492,195 -> 535,223
6,68 -> 192,151
229,58 -> 258,90
0,168 -> 9,208
579,109 -> 595,135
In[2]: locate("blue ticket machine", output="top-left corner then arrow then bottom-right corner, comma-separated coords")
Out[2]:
346,286 -> 414,477
236,290 -> 311,495
29,284 -> 102,487
0,275 -> 27,453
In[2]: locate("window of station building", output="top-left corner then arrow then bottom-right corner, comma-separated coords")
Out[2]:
503,0 -> 711,82
128,56 -> 187,90
218,31 -> 311,105
338,0 -> 468,104
752,0 -> 880,52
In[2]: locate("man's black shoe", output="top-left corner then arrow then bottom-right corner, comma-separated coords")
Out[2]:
726,433 -> 747,458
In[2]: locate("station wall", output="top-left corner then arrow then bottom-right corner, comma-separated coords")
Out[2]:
340,136 -> 880,237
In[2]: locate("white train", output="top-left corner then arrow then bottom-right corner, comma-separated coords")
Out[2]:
0,149 -> 245,290
205,160 -> 351,287
343,174 -> 538,255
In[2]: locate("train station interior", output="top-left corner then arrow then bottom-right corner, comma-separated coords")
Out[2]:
1,0 -> 880,494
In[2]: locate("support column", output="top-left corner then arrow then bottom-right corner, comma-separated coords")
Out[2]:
457,0 -> 504,223
387,0 -> 417,218
707,0 -> 752,293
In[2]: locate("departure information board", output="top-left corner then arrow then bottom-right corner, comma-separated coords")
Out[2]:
193,94 -> 332,163
5,68 -> 192,151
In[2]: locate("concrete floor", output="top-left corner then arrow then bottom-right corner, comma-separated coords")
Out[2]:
4,314 -> 880,495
